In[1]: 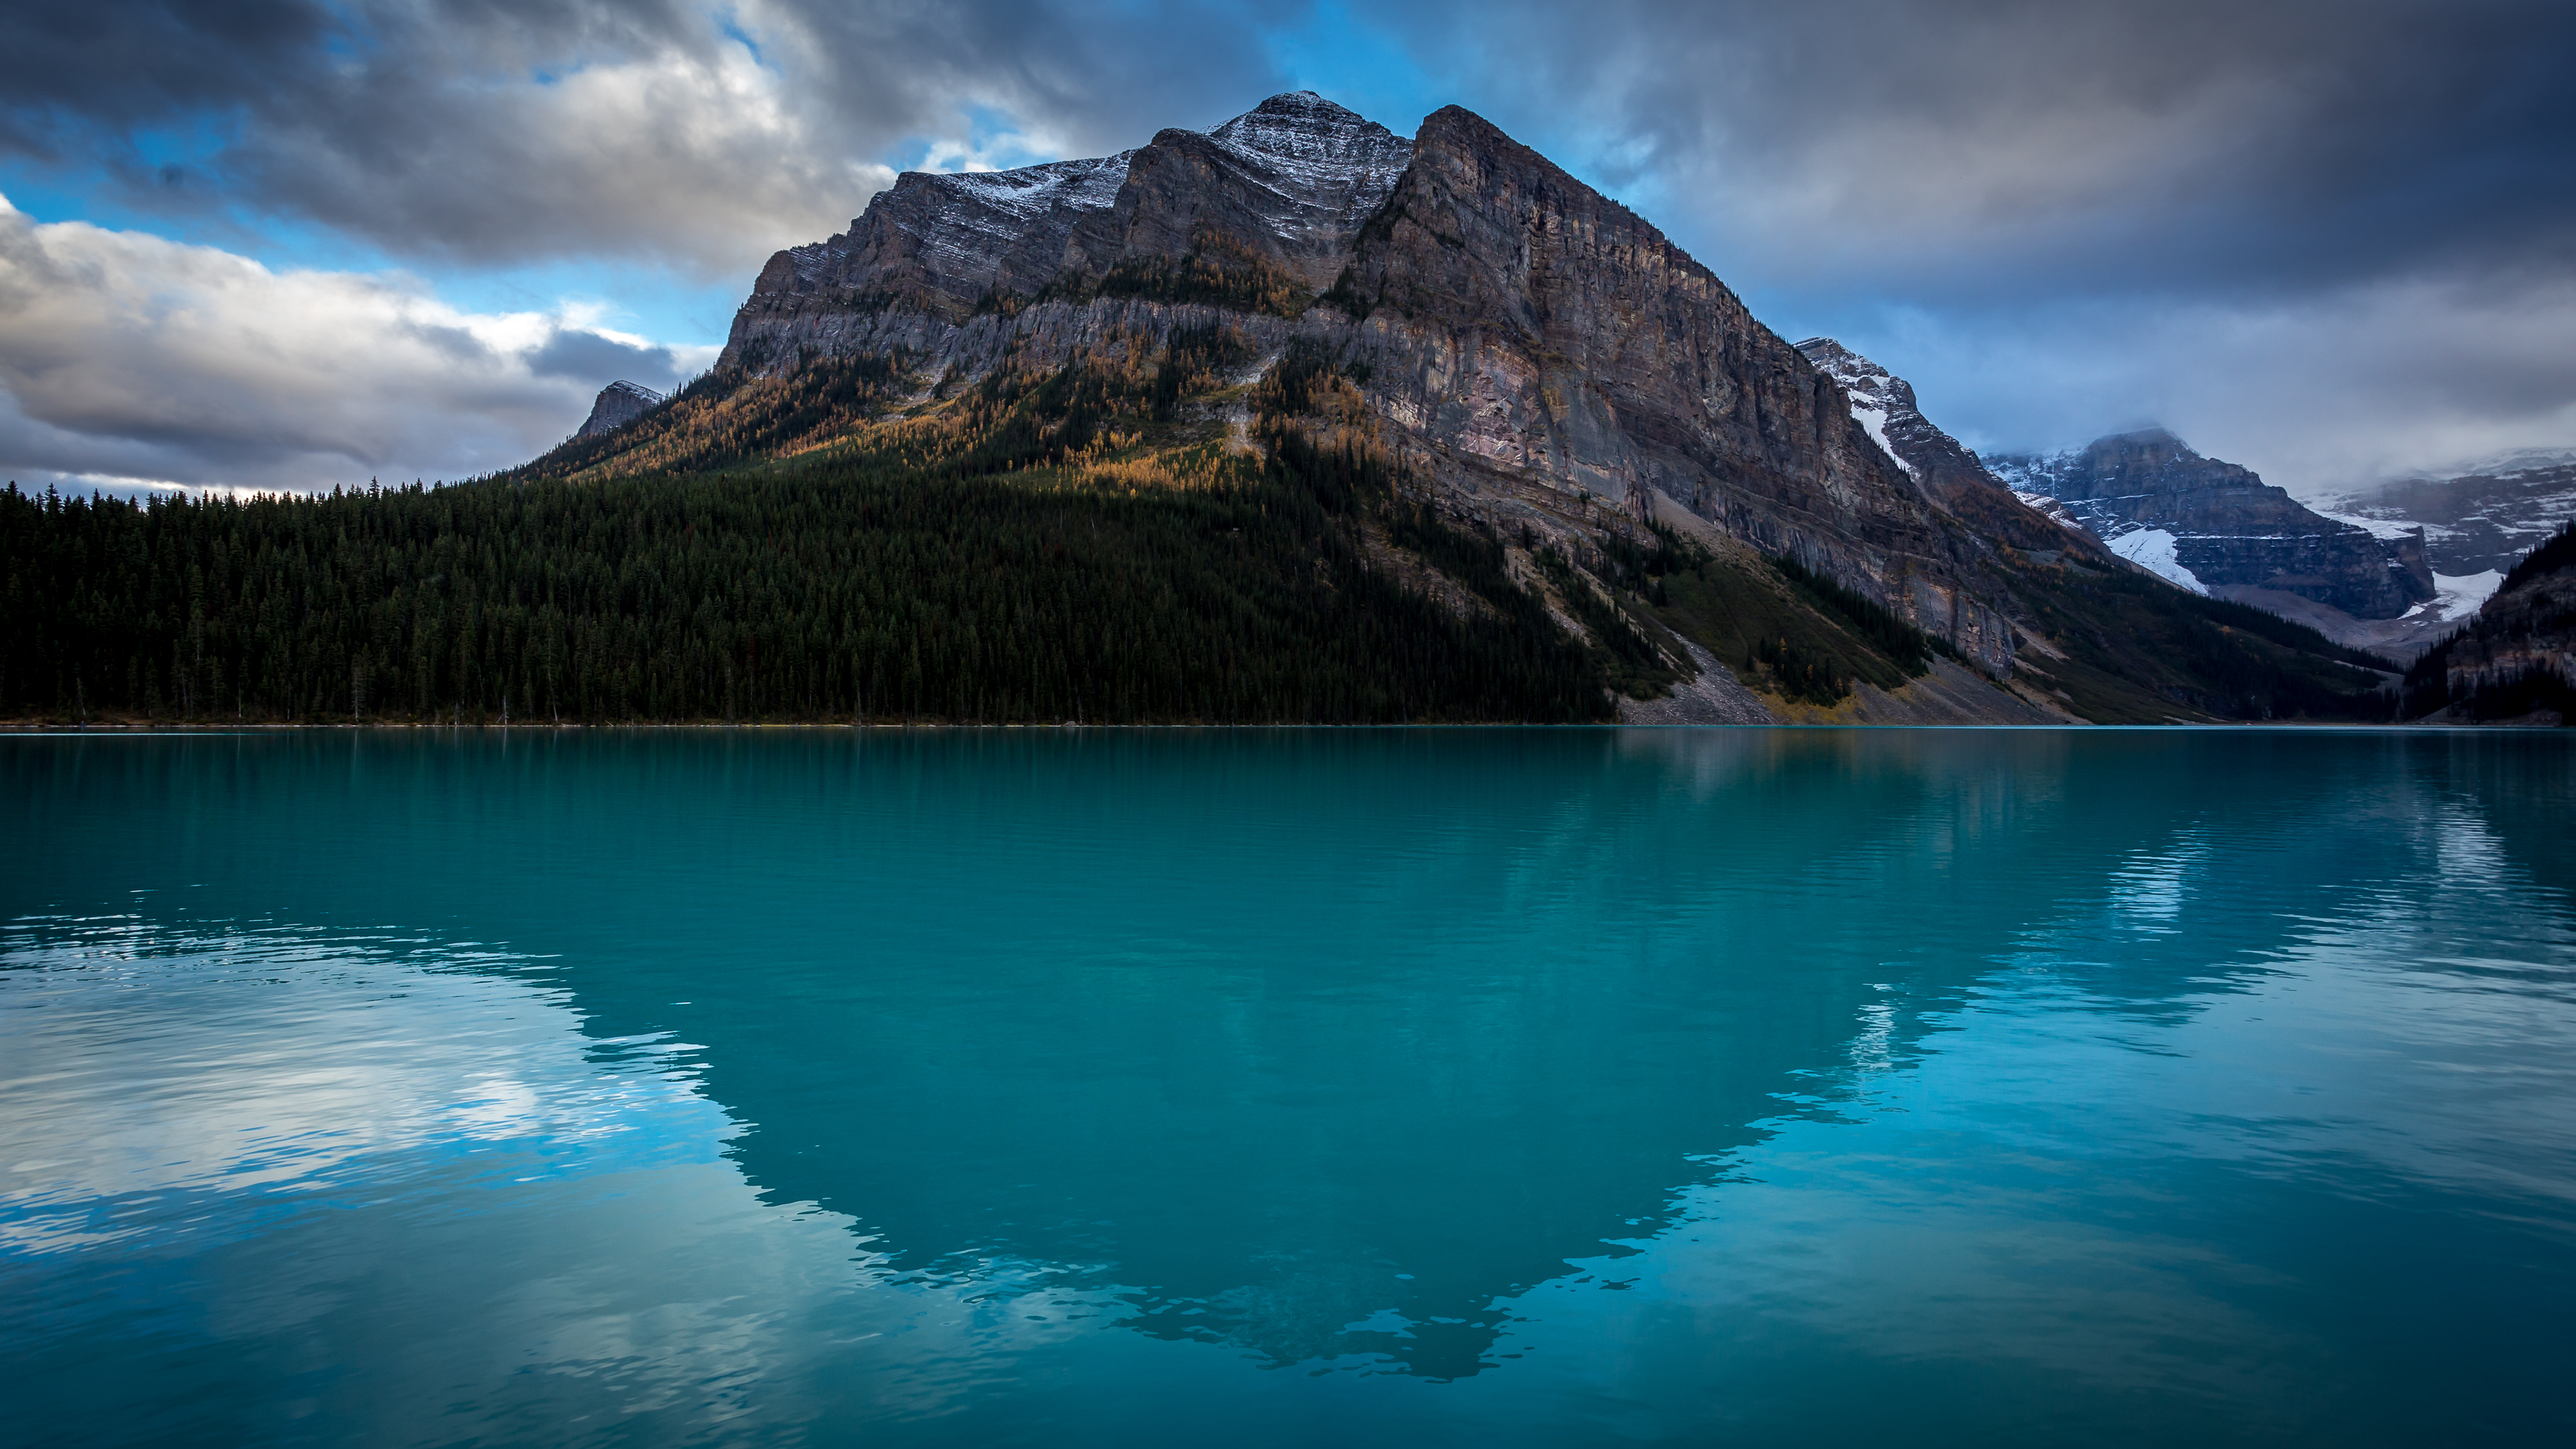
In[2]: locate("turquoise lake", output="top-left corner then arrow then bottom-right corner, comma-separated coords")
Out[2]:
3,728 -> 2571,1446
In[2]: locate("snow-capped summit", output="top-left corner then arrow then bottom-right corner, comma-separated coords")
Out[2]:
725,92 -> 1414,358
1201,92 -> 1413,223
1797,337 -> 1922,480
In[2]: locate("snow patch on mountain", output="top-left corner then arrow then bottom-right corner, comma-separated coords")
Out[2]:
2314,508 -> 2426,541
2107,527 -> 2206,594
2013,490 -> 2090,535
2408,570 -> 2506,621
1797,337 -> 1919,478
1203,91 -> 1411,216
932,152 -> 1136,221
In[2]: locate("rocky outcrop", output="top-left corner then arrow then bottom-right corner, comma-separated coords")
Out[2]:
1796,339 -> 2128,565
575,380 -> 665,438
1990,429 -> 2436,619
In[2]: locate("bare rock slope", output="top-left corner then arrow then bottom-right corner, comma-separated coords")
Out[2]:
720,96 -> 2032,678
575,380 -> 665,439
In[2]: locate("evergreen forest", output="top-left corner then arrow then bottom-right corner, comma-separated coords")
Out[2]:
0,339 -> 2409,727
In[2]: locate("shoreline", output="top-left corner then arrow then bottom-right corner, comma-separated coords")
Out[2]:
0,718 -> 2557,735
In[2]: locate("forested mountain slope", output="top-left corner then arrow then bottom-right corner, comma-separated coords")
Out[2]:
2400,523 -> 2576,724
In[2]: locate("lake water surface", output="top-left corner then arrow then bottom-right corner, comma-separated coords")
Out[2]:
4,729 -> 2572,1446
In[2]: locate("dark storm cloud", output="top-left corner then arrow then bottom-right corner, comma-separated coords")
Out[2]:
1392,0 -> 2576,300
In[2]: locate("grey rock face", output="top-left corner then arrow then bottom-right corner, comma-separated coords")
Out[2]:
1990,429 -> 2436,619
1328,107 -> 2033,671
721,92 -> 1410,369
576,380 -> 665,439
704,96 -> 2055,675
1796,338 -> 2124,565
2317,451 -> 2576,578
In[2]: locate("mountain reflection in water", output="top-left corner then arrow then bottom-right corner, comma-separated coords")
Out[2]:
3,729 -> 2571,1446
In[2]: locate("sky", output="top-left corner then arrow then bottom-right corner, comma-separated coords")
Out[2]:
3,0 -> 2571,500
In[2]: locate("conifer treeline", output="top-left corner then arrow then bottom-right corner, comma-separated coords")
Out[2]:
0,431 -> 1608,727
2398,521 -> 2576,721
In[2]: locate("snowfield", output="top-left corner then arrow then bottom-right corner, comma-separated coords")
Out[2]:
2107,527 -> 2207,594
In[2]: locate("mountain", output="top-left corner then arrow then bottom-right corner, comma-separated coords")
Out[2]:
711,96 -> 2034,680
575,380 -> 666,438
514,93 -> 2398,725
0,93 -> 2399,729
2320,449 -> 2576,577
1794,338 -> 2125,564
1986,430 -> 2436,617
2400,522 -> 2576,724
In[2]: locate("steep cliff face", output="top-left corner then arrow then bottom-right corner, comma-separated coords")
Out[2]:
1990,430 -> 2436,619
1329,107 -> 2021,672
1796,338 -> 2122,563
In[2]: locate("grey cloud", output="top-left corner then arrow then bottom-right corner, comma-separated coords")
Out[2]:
0,204 -> 684,492
526,328 -> 687,391
1,1 -> 1294,280
1401,0 -> 2576,303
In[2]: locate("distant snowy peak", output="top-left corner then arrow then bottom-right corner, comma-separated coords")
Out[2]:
2314,449 -> 2576,577
1988,429 -> 2437,619
2455,445 -> 2576,479
575,380 -> 665,439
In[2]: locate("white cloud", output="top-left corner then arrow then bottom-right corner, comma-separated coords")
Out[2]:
0,196 -> 718,492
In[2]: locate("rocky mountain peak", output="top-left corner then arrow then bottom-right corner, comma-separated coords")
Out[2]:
722,91 -> 1412,358
1796,338 -> 1923,478
574,380 -> 665,439
1205,91 -> 1397,166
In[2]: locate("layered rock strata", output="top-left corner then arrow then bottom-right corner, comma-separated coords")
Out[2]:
717,95 -> 2045,675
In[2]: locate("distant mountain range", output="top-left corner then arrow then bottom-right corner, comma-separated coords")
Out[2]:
2324,449 -> 2576,577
